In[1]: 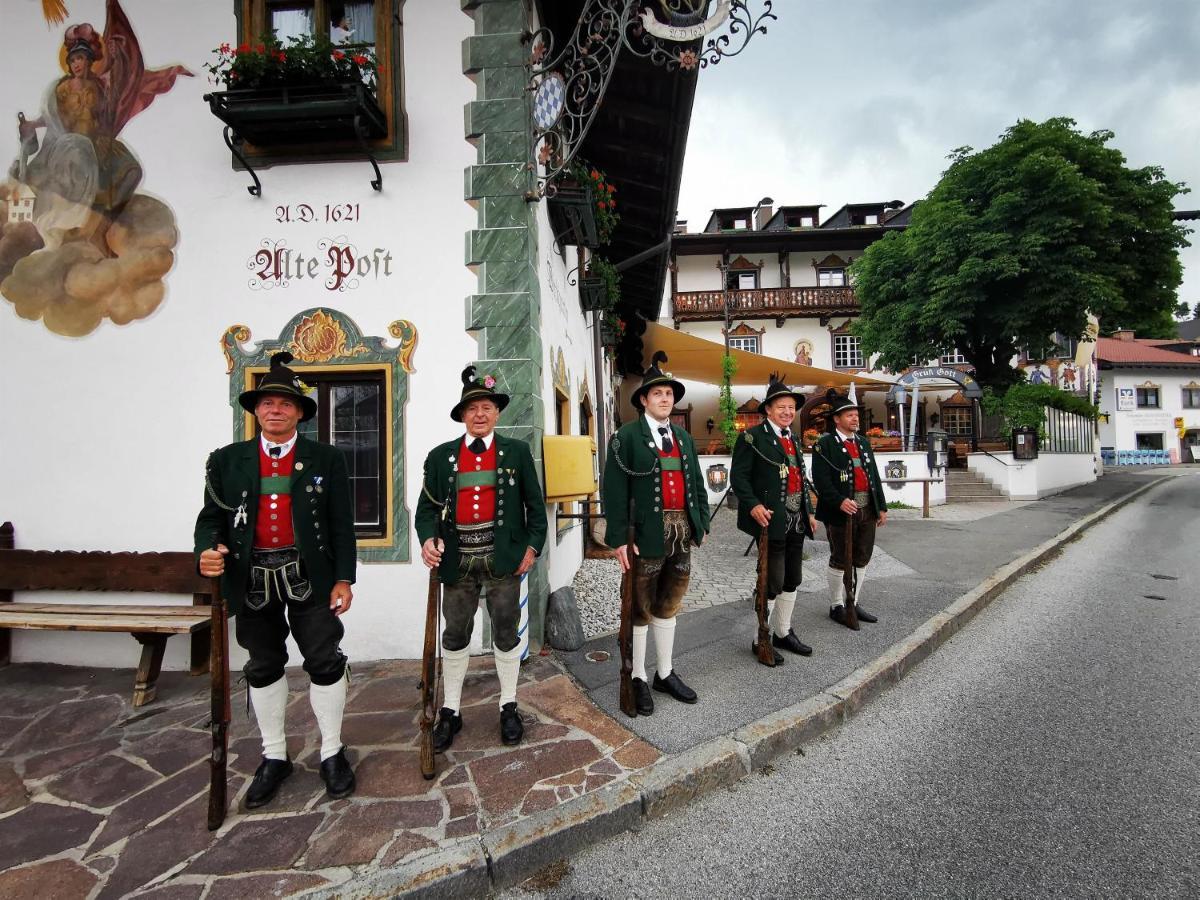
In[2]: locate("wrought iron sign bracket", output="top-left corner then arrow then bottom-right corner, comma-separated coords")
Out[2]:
525,1 -> 776,199
223,126 -> 262,198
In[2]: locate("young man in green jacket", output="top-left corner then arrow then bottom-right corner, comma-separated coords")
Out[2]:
730,373 -> 818,665
415,367 -> 547,750
810,390 -> 888,630
602,353 -> 710,715
196,352 -> 357,808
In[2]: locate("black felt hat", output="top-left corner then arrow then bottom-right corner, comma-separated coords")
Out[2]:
239,351 -> 317,422
630,351 -> 685,410
820,387 -> 864,427
451,365 -> 510,422
758,371 -> 805,413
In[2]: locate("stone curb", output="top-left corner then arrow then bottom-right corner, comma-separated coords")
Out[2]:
381,475 -> 1171,896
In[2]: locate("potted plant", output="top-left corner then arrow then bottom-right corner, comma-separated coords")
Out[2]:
802,427 -> 822,449
202,34 -> 385,146
548,160 -> 619,249
599,311 -> 625,346
580,255 -> 620,312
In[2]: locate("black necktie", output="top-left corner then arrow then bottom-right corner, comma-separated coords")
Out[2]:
469,438 -> 486,454
658,426 -> 673,454
269,446 -> 282,457
780,428 -> 790,439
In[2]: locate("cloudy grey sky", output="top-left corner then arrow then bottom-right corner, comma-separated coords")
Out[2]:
677,0 -> 1200,311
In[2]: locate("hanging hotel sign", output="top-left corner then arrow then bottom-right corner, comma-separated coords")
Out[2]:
638,1 -> 731,40
888,366 -> 983,401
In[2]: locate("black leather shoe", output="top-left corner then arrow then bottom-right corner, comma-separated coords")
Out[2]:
652,671 -> 698,704
432,708 -> 462,753
854,606 -> 878,624
773,629 -> 813,656
633,678 -> 654,715
500,702 -> 524,745
245,757 -> 293,809
319,747 -> 355,800
752,641 -> 784,667
829,604 -> 860,631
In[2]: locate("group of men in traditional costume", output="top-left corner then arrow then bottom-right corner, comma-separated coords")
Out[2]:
195,352 -> 887,808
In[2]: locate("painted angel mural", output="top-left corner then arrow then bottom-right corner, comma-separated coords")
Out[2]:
0,0 -> 191,336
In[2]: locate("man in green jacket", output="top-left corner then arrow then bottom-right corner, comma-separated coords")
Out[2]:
730,373 -> 818,665
196,352 -> 357,808
810,390 -> 888,630
415,367 -> 547,750
603,352 -> 710,715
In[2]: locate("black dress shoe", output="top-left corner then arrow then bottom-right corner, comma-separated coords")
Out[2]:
500,701 -> 524,745
432,707 -> 462,753
633,678 -> 654,715
829,605 -> 861,631
245,757 -> 293,809
752,641 -> 784,667
319,747 -> 356,800
773,629 -> 813,656
854,606 -> 878,624
652,671 -> 698,704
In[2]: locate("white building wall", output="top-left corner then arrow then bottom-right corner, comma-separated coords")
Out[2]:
1098,368 -> 1200,458
0,2 -> 597,668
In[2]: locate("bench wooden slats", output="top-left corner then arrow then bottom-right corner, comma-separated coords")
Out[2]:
0,548 -> 207,594
0,608 -> 209,634
1,603 -> 211,617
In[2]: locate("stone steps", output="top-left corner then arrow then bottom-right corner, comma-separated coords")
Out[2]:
945,469 -> 1006,501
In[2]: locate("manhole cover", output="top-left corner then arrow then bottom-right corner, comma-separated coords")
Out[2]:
584,650 -> 610,663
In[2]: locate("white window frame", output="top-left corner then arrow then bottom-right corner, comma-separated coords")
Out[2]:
833,334 -> 864,369
728,335 -> 761,354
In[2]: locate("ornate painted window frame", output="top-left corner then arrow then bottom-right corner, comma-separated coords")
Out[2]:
220,308 -> 417,562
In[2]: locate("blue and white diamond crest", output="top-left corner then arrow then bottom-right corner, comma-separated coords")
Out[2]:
532,72 -> 566,131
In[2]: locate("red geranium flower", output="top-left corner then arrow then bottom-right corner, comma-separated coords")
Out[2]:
352,54 -> 369,65
332,50 -> 345,60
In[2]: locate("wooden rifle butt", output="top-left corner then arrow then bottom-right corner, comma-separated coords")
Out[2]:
753,529 -> 775,665
206,571 -> 230,831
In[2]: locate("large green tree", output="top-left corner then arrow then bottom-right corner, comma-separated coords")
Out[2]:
852,118 -> 1190,389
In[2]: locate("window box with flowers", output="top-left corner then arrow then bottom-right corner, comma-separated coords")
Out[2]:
599,312 -> 625,347
865,426 -> 902,449
580,255 -> 620,313
548,160 -> 619,250
202,33 -> 392,192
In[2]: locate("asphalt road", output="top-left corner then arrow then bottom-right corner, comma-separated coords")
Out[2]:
507,473 -> 1200,899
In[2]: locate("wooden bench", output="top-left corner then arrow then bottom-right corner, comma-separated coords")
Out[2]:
0,521 -> 215,707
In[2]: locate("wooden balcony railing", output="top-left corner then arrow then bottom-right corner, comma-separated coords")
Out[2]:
672,286 -> 860,324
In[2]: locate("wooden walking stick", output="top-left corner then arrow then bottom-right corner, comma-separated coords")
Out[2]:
617,497 -> 637,718
841,506 -> 860,630
419,510 -> 445,780
753,526 -> 776,665
206,535 -> 230,831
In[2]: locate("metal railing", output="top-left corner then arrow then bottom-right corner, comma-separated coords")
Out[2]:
672,285 -> 860,321
1042,407 -> 1094,454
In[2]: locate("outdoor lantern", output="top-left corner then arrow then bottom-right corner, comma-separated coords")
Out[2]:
927,432 -> 949,471
706,417 -> 715,434
706,462 -> 728,492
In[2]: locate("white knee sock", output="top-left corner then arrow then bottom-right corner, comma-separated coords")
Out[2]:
631,624 -> 649,682
309,673 -> 348,761
827,567 -> 845,609
441,646 -> 471,714
771,590 -> 796,638
493,644 -> 522,708
249,675 -> 289,760
650,615 -> 676,678
853,567 -> 867,605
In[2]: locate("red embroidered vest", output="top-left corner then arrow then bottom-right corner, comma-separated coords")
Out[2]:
656,430 -> 685,511
456,438 -> 498,525
254,443 -> 296,548
780,434 -> 804,494
842,436 -> 869,491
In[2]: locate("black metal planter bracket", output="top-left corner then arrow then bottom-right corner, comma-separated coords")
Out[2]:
355,115 -> 383,192
223,126 -> 262,197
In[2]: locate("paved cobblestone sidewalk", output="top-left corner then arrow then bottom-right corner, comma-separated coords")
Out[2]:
0,655 -> 658,898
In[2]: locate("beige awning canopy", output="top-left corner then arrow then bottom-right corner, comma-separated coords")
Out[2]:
641,321 -> 893,390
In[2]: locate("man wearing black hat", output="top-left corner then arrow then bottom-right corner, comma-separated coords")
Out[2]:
602,352 -> 710,714
730,373 -> 818,665
195,352 -> 358,808
810,390 -> 888,629
416,367 -> 547,750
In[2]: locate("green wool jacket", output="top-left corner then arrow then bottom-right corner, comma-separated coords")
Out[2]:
602,418 -> 710,556
194,436 -> 357,616
730,422 -> 815,540
414,435 -> 547,586
810,431 -> 889,525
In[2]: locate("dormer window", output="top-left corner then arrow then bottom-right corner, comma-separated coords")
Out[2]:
784,213 -> 816,228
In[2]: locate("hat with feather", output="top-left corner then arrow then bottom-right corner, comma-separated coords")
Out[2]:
239,351 -> 317,422
758,371 -> 805,413
630,351 -> 685,410
451,365 -> 510,422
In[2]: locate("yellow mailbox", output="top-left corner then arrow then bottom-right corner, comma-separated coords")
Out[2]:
543,435 -> 598,502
